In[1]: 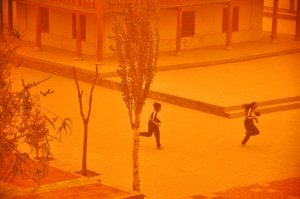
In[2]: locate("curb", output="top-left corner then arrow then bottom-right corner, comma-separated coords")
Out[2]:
113,192 -> 145,199
157,48 -> 300,71
0,172 -> 145,199
19,48 -> 300,78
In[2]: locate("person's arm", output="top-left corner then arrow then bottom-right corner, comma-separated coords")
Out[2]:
254,111 -> 259,123
151,112 -> 161,126
246,109 -> 257,121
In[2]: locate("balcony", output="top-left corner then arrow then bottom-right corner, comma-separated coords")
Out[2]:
14,0 -> 230,12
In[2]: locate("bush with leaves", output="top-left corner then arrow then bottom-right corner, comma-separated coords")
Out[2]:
0,32 -> 71,184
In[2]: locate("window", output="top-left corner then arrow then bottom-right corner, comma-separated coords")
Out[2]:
40,7 -> 49,32
72,13 -> 86,41
222,6 -> 239,33
182,11 -> 195,37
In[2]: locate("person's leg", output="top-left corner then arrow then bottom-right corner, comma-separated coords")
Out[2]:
153,127 -> 161,148
140,125 -> 154,137
242,120 -> 252,145
242,134 -> 251,145
251,125 -> 260,136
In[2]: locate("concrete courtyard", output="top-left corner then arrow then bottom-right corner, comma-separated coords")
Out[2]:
1,12 -> 300,199
7,50 -> 300,198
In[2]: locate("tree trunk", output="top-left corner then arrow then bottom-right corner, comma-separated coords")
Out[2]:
82,121 -> 88,176
132,114 -> 140,192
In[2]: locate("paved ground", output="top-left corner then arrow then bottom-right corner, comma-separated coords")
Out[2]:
5,60 -> 300,199
1,17 -> 300,199
0,165 -> 138,199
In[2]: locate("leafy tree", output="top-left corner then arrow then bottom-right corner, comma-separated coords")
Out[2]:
107,0 -> 160,192
0,31 -> 71,185
73,66 -> 99,176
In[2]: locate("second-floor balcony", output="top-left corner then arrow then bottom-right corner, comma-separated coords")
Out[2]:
14,0 -> 231,13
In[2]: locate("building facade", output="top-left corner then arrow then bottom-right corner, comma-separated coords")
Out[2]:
264,0 -> 298,12
2,0 -> 265,61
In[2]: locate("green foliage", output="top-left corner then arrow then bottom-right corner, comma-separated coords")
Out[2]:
0,30 -> 72,184
108,0 -> 160,128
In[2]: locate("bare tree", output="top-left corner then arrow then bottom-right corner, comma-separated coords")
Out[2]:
107,0 -> 160,192
73,66 -> 99,176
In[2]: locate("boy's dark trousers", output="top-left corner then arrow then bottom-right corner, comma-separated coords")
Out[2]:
140,124 -> 161,147
242,119 -> 260,145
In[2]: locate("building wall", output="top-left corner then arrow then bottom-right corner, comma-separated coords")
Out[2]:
264,0 -> 298,10
16,3 -> 97,55
157,0 -> 262,51
15,0 -> 263,58
102,13 -> 114,58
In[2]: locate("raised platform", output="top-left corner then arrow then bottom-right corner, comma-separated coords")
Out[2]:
15,32 -> 300,119
224,96 -> 300,118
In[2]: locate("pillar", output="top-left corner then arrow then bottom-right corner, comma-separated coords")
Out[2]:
270,0 -> 279,44
0,0 -> 5,41
34,3 -> 42,51
96,0 -> 104,63
8,0 -> 13,31
294,0 -> 300,41
74,0 -> 82,60
74,10 -> 82,60
289,0 -> 295,13
175,6 -> 182,56
225,0 -> 233,50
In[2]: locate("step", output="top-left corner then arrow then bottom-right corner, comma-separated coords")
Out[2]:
225,100 -> 300,118
223,96 -> 300,112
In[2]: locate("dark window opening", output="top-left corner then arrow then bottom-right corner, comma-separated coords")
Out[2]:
182,11 -> 195,37
222,6 -> 239,33
40,7 -> 49,33
72,13 -> 86,41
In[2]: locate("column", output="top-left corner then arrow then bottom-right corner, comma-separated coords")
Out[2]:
175,6 -> 182,56
270,0 -> 279,44
0,0 -> 5,41
34,3 -> 42,51
96,0 -> 104,63
225,0 -> 233,50
74,0 -> 82,60
294,0 -> 300,41
289,0 -> 295,13
75,11 -> 82,60
8,0 -> 13,31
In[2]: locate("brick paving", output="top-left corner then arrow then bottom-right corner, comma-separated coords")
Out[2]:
192,177 -> 300,199
0,166 -> 137,199
1,29 -> 300,199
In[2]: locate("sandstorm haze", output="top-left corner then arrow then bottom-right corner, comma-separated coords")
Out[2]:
1,0 -> 300,198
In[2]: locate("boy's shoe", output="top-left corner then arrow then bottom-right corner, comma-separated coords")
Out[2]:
157,146 -> 163,149
241,143 -> 246,147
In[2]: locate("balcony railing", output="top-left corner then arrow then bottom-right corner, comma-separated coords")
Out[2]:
80,0 -> 96,8
16,0 -> 228,11
103,0 -> 222,9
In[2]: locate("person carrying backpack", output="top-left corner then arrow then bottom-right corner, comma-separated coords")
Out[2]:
241,102 -> 261,146
140,102 -> 163,149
